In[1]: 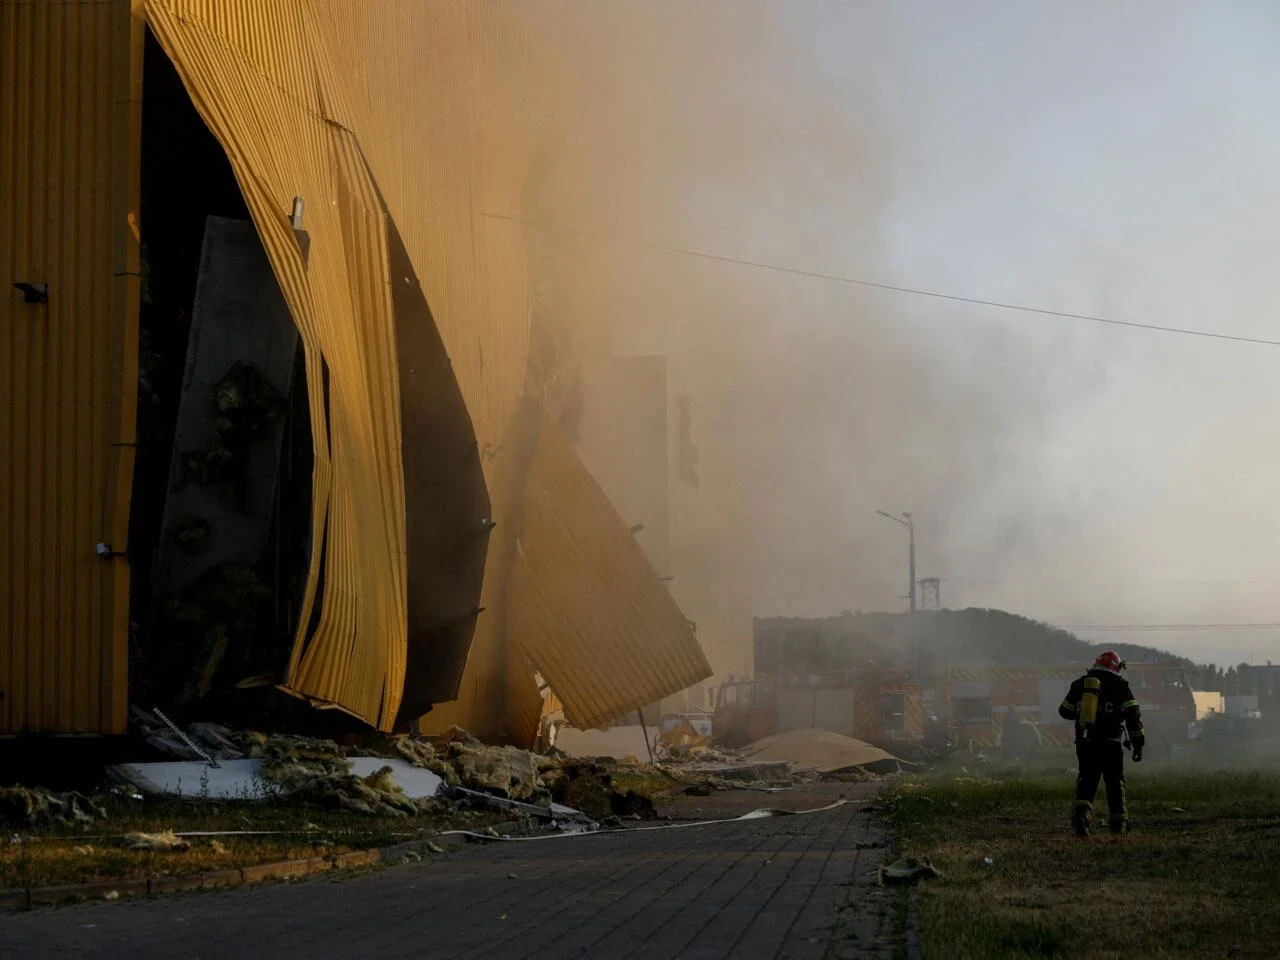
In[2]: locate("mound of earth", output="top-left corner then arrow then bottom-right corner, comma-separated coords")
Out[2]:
740,728 -> 904,775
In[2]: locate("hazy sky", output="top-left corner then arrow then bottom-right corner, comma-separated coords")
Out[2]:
804,1 -> 1280,664
514,0 -> 1280,665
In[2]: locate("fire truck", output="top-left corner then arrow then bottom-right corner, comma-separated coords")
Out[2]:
713,670 -> 927,752
936,660 -> 1194,759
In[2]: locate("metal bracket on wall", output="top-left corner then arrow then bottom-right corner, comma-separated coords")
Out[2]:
13,282 -> 47,303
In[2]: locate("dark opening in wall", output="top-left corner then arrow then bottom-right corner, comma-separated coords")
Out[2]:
132,33 -> 312,722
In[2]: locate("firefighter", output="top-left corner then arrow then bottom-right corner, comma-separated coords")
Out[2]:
1058,650 -> 1144,836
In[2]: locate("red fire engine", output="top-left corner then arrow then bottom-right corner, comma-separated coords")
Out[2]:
936,660 -> 1194,759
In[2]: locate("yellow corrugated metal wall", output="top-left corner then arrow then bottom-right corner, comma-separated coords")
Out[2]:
0,0 -> 142,735
147,0 -> 710,738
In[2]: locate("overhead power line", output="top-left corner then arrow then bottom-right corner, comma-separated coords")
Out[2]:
482,212 -> 1280,348
1067,623 -> 1280,632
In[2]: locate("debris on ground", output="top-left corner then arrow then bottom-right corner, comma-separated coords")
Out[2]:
123,830 -> 191,852
0,786 -> 106,828
110,719 -> 681,824
879,856 -> 942,885
657,718 -> 713,759
249,737 -> 431,817
740,729 -> 907,777
132,709 -> 246,762
540,761 -> 656,821
678,761 -> 796,787
429,728 -> 543,801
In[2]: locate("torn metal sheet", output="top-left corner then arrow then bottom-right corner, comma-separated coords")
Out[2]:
146,1 -> 712,740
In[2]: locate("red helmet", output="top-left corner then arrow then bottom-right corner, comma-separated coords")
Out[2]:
1094,650 -> 1125,673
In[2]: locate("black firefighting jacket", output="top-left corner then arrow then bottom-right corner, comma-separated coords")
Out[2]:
1058,668 -> 1145,746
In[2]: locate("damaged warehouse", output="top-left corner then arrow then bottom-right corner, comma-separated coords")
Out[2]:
0,1 -> 711,747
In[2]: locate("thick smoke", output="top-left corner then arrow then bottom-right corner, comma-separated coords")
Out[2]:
496,0 -> 1087,675
496,1 -> 1280,669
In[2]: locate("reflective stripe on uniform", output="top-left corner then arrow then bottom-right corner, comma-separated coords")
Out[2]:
1059,700 -> 1076,713
1121,700 -> 1139,710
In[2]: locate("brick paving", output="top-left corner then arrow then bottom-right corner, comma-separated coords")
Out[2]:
0,783 -> 903,960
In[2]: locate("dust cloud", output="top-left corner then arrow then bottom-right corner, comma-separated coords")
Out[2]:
493,1 -> 1280,671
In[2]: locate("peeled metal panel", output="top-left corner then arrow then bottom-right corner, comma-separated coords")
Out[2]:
0,0 -> 141,734
507,411 -> 711,729
148,1 -> 710,738
147,5 -> 412,729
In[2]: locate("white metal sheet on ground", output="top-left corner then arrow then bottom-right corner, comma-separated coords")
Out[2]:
110,759 -> 271,799
347,757 -> 443,798
111,757 -> 442,800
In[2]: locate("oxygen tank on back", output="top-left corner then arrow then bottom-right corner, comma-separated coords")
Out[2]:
1078,676 -> 1101,734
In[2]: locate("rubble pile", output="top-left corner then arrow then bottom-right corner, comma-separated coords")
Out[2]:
428,727 -> 544,801
238,732 -> 431,817
540,760 -> 657,821
132,710 -> 246,762
0,786 -> 106,828
119,716 -> 687,821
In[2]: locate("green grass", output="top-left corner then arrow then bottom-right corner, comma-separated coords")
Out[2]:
1,794 -> 505,889
878,768 -> 1280,959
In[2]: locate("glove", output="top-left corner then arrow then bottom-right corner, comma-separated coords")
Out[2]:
1131,739 -> 1144,763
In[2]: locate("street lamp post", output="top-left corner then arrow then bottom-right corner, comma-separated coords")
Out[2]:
876,510 -> 916,613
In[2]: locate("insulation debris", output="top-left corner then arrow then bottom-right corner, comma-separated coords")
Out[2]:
429,728 -> 542,801
233,734 -> 444,816
540,761 -> 657,821
123,830 -> 191,852
0,787 -> 106,828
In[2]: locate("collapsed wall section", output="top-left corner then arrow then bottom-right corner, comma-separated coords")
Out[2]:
147,0 -> 709,737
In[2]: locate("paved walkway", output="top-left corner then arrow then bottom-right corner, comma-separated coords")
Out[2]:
0,784 -> 903,960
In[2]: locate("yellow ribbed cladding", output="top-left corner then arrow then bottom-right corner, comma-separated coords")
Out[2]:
146,1 -> 711,736
506,410 -> 710,729
0,0 -> 142,734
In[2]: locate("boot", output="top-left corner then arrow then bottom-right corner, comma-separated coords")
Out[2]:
1109,818 -> 1128,836
1072,806 -> 1092,838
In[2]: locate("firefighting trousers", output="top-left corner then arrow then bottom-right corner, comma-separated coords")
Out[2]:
1074,739 -> 1126,826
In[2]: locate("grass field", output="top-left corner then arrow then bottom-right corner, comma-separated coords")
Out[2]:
878,764 -> 1280,960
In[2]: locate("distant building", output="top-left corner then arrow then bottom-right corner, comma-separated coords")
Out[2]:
1224,695 -> 1261,719
1192,691 -> 1224,721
